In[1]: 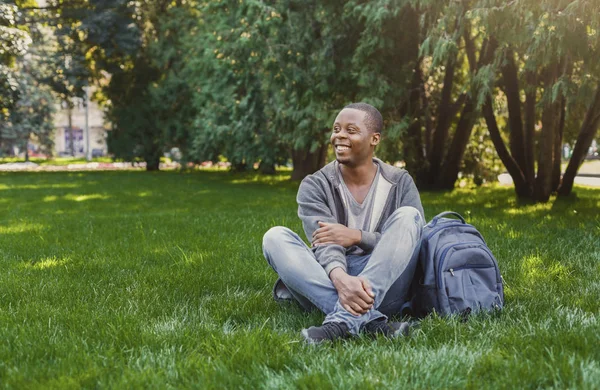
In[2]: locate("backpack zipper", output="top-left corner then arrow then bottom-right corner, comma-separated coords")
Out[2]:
449,263 -> 495,277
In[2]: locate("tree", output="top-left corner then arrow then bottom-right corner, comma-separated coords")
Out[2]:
19,0 -> 144,161
179,0 -> 358,178
19,0 -> 93,156
0,67 -> 56,160
473,0 -> 600,201
0,2 -> 31,114
156,0 -> 284,172
259,0 -> 360,179
348,0 -> 497,190
102,0 -> 183,171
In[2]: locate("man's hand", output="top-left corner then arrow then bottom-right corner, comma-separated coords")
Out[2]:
312,222 -> 361,248
330,268 -> 375,316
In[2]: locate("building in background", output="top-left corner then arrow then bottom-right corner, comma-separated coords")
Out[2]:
53,93 -> 109,158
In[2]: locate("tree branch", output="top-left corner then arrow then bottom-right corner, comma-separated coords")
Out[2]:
559,83 -> 600,195
483,96 -> 530,196
501,48 -> 528,175
19,6 -> 61,10
428,54 -> 457,179
463,26 -> 477,73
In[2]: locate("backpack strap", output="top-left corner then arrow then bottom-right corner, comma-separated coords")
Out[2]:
430,211 -> 466,226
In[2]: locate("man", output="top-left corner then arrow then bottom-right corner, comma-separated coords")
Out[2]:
262,103 -> 425,343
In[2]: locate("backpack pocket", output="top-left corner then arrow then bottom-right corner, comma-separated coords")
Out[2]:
438,242 -> 501,314
444,264 -> 498,313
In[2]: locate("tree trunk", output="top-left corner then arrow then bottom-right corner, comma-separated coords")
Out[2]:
433,37 -> 496,190
427,55 -> 457,182
423,92 -> 434,159
403,64 -> 427,186
146,157 -> 161,171
258,161 -> 276,175
534,65 -> 560,202
231,162 -> 248,172
558,84 -> 600,196
67,103 -> 74,157
291,143 -> 328,181
145,143 -> 162,171
437,99 -> 477,189
501,49 -> 528,174
551,97 -> 566,192
483,97 -> 531,197
524,72 -> 537,185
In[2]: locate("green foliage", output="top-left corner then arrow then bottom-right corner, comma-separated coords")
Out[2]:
100,0 -> 171,170
26,1 -> 90,101
147,5 -> 198,161
0,2 -> 31,111
0,171 -> 599,387
9,0 -> 600,186
0,68 -> 56,157
468,0 -> 600,200
172,0 -> 358,171
346,0 -> 418,163
0,2 -> 56,157
461,122 -> 503,186
0,3 -> 31,65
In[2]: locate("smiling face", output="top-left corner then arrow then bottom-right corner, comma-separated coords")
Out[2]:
330,108 -> 381,167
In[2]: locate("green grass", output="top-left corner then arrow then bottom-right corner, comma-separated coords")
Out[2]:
0,171 -> 598,389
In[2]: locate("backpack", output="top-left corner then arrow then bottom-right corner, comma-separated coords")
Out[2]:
408,211 -> 504,318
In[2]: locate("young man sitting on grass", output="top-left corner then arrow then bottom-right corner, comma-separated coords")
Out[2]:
262,103 -> 425,343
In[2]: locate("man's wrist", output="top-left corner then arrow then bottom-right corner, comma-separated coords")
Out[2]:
329,267 -> 348,286
353,229 -> 362,246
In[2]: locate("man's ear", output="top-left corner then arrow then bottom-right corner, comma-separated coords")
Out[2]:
371,132 -> 381,146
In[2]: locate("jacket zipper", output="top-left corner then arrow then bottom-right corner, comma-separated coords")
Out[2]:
333,184 -> 347,225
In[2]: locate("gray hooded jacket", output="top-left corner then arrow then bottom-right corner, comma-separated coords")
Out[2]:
297,158 -> 425,275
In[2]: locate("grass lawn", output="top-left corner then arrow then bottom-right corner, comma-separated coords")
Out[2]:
0,171 -> 598,389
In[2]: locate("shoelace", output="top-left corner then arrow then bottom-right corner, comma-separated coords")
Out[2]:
321,322 -> 348,340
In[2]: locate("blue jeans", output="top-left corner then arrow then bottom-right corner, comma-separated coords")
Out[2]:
262,206 -> 424,334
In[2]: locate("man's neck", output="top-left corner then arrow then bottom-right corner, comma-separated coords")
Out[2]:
339,159 -> 377,187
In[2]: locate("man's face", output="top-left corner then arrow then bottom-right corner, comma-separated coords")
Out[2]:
330,108 -> 380,167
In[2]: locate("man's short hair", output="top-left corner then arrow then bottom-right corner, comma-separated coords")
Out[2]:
344,102 -> 383,134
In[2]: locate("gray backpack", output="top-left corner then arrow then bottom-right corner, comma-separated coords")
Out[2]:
409,211 -> 504,318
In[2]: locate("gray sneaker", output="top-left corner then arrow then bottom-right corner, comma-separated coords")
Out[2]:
301,322 -> 350,344
362,319 -> 410,338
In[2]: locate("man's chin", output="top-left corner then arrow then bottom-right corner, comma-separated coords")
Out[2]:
336,156 -> 350,165
336,157 -> 356,167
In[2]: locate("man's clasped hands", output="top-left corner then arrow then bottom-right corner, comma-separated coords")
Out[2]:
311,221 -> 375,316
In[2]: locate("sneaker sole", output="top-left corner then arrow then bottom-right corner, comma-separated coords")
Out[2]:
301,328 -> 325,345
392,322 -> 410,338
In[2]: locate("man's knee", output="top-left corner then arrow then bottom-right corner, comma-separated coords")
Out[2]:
262,226 -> 295,255
387,206 -> 424,230
263,226 -> 300,256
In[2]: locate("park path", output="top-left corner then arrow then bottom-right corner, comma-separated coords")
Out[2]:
497,173 -> 600,187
